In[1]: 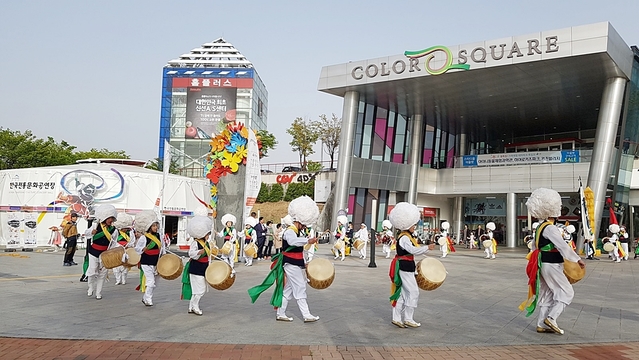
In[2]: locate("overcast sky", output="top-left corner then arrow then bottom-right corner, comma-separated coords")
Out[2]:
2,1 -> 638,167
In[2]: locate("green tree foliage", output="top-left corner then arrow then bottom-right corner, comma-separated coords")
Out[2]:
256,183 -> 270,203
144,157 -> 181,175
312,113 -> 341,170
73,148 -> 129,162
268,183 -> 284,202
0,128 -> 76,169
256,129 -> 277,158
284,181 -> 315,201
286,117 -> 319,170
0,128 -> 132,170
306,160 -> 323,172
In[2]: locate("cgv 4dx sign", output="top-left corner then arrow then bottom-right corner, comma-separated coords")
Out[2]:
351,35 -> 560,79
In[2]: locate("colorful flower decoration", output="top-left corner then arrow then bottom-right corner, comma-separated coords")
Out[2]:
204,121 -> 262,213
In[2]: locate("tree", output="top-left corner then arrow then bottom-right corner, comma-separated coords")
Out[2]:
312,113 -> 341,170
256,129 -> 277,158
286,117 -> 319,170
306,160 -> 323,172
144,157 -> 181,175
0,128 -> 76,170
73,148 -> 129,162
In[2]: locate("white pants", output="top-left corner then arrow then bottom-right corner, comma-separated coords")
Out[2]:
222,246 -> 235,269
382,244 -> 391,258
86,254 -> 107,297
277,263 -> 313,319
485,247 -> 495,258
392,270 -> 420,323
621,242 -> 629,260
358,243 -> 367,259
536,262 -> 574,328
440,244 -> 448,257
305,248 -> 315,263
113,265 -> 129,284
141,264 -> 158,304
333,245 -> 345,260
244,247 -> 254,266
611,244 -> 621,261
189,273 -> 206,311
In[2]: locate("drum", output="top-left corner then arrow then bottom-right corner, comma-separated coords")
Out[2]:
303,243 -> 317,251
220,241 -> 233,255
125,247 -> 140,267
526,240 -> 533,250
210,244 -> 219,257
244,242 -> 257,258
305,258 -> 335,290
100,247 -> 125,269
333,239 -> 345,250
563,261 -> 585,284
205,261 -> 235,290
157,253 -> 183,280
353,239 -> 365,250
482,240 -> 493,249
415,258 -> 446,291
437,237 -> 447,246
603,242 -> 615,253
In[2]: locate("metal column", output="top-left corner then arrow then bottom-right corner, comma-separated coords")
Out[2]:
332,91 -> 359,230
506,192 -> 517,248
407,114 -> 424,204
587,77 -> 627,238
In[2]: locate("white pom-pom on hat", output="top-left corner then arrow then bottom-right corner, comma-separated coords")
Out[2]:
193,206 -> 209,217
389,202 -> 420,231
565,225 -> 576,234
486,222 -> 496,231
282,215 -> 293,226
94,204 -> 117,222
336,215 -> 348,226
221,213 -> 236,226
288,196 -> 319,226
134,210 -> 159,233
609,224 -> 620,233
441,221 -> 450,230
113,213 -> 134,229
382,220 -> 392,229
187,216 -> 213,239
245,216 -> 258,228
526,188 -> 562,220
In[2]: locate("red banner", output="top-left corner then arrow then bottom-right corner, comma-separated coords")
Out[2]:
172,78 -> 253,89
422,207 -> 437,217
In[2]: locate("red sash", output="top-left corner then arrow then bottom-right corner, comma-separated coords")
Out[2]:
196,256 -> 209,263
282,251 -> 304,260
91,243 -> 108,251
388,254 -> 414,280
145,248 -> 160,256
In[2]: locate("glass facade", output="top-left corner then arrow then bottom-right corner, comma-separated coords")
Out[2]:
159,68 -> 267,178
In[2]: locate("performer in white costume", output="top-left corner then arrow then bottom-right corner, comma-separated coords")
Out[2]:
218,214 -> 238,269
243,217 -> 258,266
354,223 -> 369,259
619,225 -> 629,261
181,215 -> 213,316
333,215 -> 348,261
85,204 -> 118,300
608,224 -> 622,263
111,213 -> 135,285
248,196 -> 321,323
484,222 -> 497,259
388,202 -> 431,328
381,220 -> 394,258
134,210 -> 163,306
439,221 -> 456,258
523,188 -> 585,335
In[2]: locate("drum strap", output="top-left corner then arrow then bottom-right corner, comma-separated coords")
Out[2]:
196,239 -> 210,259
145,233 -> 161,250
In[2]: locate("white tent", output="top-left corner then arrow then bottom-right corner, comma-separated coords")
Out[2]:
0,162 -> 211,249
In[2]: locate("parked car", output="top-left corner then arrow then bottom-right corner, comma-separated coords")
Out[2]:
260,169 -> 273,174
281,166 -> 301,172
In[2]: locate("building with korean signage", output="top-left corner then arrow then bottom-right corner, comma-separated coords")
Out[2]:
159,38 -> 268,178
318,22 -> 639,247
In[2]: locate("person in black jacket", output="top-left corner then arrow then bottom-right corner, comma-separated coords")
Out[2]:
255,217 -> 267,260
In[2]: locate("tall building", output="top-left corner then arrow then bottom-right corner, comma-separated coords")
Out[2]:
159,38 -> 268,178
318,22 -> 639,247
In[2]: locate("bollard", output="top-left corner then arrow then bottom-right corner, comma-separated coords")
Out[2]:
368,229 -> 377,268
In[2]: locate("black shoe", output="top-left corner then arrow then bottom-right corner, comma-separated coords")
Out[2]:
80,277 -> 88,282
71,261 -> 78,265
63,263 -> 71,266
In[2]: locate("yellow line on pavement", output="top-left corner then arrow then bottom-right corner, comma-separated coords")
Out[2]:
0,274 -> 81,282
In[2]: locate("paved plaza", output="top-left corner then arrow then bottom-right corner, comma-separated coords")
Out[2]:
1,245 -> 638,359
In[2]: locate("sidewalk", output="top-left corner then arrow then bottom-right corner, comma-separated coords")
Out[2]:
1,337 -> 638,359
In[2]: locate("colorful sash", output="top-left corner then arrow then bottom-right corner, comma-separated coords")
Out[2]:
181,239 -> 210,300
117,230 -> 130,246
389,231 -> 419,307
248,226 -> 300,308
518,220 -> 552,316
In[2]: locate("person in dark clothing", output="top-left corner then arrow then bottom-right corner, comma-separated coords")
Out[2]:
62,213 -> 79,266
79,217 -> 94,282
265,220 -> 274,259
255,217 -> 267,260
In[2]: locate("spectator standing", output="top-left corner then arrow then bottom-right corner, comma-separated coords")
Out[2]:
62,213 -> 80,266
255,217 -> 268,260
274,223 -> 283,254
265,220 -> 274,259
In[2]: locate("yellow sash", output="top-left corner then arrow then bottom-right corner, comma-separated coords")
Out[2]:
119,230 -> 130,242
196,239 -> 210,258
145,233 -> 161,249
398,231 -> 419,247
100,224 -> 112,241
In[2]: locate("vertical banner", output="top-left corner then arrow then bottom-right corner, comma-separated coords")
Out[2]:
6,212 -> 22,248
243,130 -> 261,224
23,212 -> 38,248
185,87 -> 237,139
